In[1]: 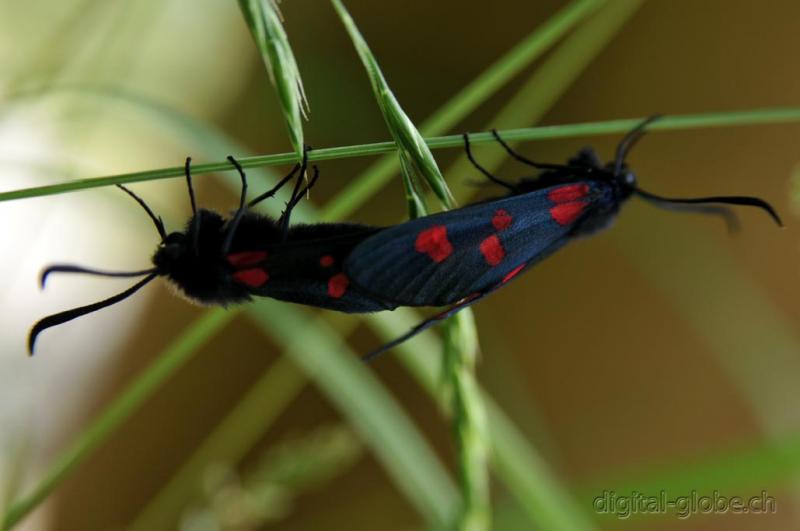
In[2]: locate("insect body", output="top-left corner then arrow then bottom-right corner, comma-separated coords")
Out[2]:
345,117 -> 783,360
29,118 -> 783,361
29,153 -> 392,353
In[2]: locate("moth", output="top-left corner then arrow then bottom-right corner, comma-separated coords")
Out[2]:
344,117 -> 782,360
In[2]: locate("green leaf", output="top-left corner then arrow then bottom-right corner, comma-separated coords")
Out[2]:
238,0 -> 308,159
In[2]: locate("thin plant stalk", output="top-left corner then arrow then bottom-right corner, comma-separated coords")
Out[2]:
237,0 -> 308,160
1,107 -> 799,203
330,1 -> 488,527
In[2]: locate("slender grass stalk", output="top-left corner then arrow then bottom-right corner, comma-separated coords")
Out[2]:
330,0 -> 454,207
330,2 -> 487,528
129,356 -> 306,531
1,309 -> 236,531
2,107 -> 800,203
398,150 -> 430,218
237,0 -> 308,159
443,313 -> 490,531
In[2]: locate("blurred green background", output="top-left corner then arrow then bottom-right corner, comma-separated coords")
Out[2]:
1,0 -> 800,530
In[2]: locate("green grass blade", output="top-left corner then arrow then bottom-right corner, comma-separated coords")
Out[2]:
4,106 -> 800,203
1,309 -> 235,531
330,0 -> 454,208
320,0 -> 604,221
237,0 -> 308,159
330,3 -> 492,528
128,355 -> 306,531
398,150 -> 430,217
443,312 -> 490,531
246,301 -> 459,529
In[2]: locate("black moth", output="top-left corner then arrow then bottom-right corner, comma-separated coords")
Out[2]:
29,152 -> 393,353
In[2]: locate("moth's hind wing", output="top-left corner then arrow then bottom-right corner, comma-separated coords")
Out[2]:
236,223 -> 392,313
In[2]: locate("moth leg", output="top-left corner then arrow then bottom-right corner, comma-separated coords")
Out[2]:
248,162 -> 302,208
362,291 -> 489,363
463,133 -> 517,192
184,156 -> 198,216
279,164 -> 319,241
277,148 -> 314,240
221,156 -> 249,254
185,157 -> 201,255
116,185 -> 167,240
491,129 -> 573,172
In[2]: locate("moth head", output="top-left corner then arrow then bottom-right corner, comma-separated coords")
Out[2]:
152,231 -> 187,274
152,209 -> 226,273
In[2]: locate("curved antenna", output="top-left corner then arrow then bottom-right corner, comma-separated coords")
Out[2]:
117,185 -> 167,241
41,265 -> 158,289
633,197 -> 741,233
613,115 -> 662,176
635,188 -> 783,227
28,273 -> 158,355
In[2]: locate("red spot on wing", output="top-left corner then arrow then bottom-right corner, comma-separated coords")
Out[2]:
320,255 -> 335,267
479,235 -> 505,266
549,203 -> 587,225
233,268 -> 268,287
227,251 -> 267,267
547,183 -> 589,203
492,209 -> 513,231
328,273 -> 349,298
415,225 -> 453,263
502,263 -> 526,283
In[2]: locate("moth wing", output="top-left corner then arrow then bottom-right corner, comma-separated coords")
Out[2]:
346,183 -> 599,306
230,223 -> 393,312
